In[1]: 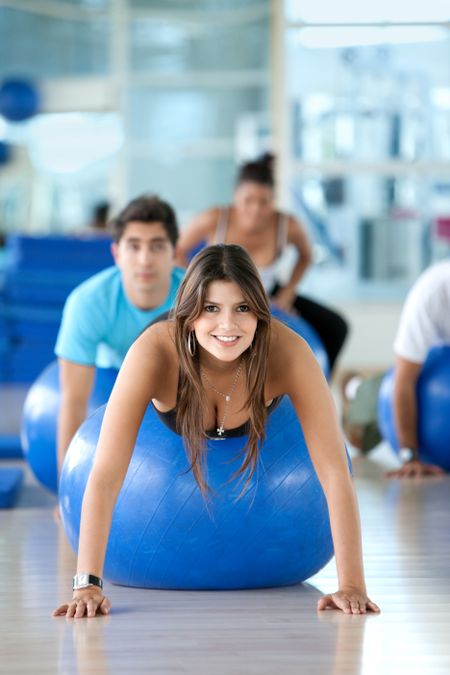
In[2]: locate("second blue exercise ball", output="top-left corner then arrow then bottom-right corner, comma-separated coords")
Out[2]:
21,361 -> 117,493
378,345 -> 450,471
271,306 -> 330,378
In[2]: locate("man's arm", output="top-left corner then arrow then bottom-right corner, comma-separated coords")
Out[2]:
57,358 -> 95,476
393,355 -> 421,452
386,355 -> 444,477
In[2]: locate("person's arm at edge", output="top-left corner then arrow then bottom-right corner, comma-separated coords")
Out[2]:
57,359 -> 95,476
272,216 -> 313,311
175,208 -> 218,267
275,324 -> 379,613
53,325 -> 167,618
385,355 -> 444,478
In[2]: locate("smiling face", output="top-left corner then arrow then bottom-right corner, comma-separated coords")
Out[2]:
192,280 -> 258,364
112,221 -> 175,309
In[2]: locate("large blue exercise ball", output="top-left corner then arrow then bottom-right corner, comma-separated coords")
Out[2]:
271,306 -> 330,378
60,396 -> 334,590
21,361 -> 117,493
0,79 -> 40,122
378,345 -> 450,471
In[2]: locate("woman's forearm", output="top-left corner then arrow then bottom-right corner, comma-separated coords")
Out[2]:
286,258 -> 310,291
75,473 -> 122,577
324,474 -> 366,590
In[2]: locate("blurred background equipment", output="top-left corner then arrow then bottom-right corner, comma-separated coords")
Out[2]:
0,78 -> 40,122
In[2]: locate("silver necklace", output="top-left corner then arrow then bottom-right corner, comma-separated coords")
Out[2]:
201,360 -> 243,436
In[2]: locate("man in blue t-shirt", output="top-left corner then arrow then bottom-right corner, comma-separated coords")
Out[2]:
55,194 -> 184,474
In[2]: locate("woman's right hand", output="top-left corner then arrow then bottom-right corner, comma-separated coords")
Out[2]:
53,588 -> 111,618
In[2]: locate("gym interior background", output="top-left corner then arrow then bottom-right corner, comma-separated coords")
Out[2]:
1,3 -> 450,674
1,0 -> 450,370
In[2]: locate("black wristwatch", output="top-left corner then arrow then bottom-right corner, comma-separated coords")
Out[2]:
398,447 -> 417,464
73,572 -> 103,591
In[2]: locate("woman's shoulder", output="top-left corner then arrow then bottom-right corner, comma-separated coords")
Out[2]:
268,319 -> 312,367
267,319 -> 322,394
119,320 -> 179,402
133,319 -> 177,363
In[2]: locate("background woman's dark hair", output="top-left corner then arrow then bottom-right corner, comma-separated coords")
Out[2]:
109,194 -> 178,246
173,244 -> 272,496
236,153 -> 275,188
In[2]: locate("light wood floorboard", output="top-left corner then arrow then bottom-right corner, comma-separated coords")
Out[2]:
1,449 -> 450,675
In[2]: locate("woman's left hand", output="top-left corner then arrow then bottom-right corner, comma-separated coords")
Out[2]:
272,286 -> 296,312
317,589 -> 380,614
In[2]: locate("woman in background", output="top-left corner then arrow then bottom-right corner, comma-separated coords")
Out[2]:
176,154 -> 348,375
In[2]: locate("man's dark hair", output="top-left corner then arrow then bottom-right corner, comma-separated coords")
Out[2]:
110,195 -> 178,246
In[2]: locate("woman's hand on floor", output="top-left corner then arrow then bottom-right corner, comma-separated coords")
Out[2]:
317,589 -> 380,614
53,588 -> 111,618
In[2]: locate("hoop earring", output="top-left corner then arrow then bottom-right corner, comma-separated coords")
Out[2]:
187,331 -> 196,357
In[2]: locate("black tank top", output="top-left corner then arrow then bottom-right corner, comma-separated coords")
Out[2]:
152,396 -> 283,440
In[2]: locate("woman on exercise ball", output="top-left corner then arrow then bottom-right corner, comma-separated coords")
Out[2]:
53,245 -> 378,618
176,154 -> 348,375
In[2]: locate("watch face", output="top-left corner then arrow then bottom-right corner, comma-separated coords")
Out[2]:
399,448 -> 413,462
78,573 -> 89,585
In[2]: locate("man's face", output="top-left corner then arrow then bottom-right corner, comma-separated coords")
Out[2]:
112,221 -> 175,308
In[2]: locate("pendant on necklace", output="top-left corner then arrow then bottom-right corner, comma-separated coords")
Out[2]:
225,395 -> 230,402
217,426 -> 225,436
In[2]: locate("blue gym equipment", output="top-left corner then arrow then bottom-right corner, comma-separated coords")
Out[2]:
21,361 -> 118,493
271,306 -> 330,378
0,468 -> 24,508
378,345 -> 450,471
0,78 -> 40,122
60,396 -> 335,590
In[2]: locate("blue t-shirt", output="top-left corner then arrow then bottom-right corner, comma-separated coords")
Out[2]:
55,266 -> 184,368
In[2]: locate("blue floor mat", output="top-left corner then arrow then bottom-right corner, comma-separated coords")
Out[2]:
0,435 -> 23,459
0,467 -> 24,508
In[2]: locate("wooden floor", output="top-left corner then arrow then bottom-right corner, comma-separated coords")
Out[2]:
2,447 -> 450,675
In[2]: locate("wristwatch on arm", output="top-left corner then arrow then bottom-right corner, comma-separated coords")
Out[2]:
73,572 -> 103,591
398,447 -> 418,464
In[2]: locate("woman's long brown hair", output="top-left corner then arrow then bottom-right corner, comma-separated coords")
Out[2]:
173,244 -> 272,496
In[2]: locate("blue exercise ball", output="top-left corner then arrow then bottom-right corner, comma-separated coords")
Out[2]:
60,396 -> 335,590
271,306 -> 330,378
378,345 -> 450,471
0,79 -> 40,122
21,361 -> 117,493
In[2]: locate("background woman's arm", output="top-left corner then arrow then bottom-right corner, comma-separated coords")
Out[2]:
175,208 -> 218,267
273,216 -> 312,311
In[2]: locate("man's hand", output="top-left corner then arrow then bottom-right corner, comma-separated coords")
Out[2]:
385,459 -> 444,479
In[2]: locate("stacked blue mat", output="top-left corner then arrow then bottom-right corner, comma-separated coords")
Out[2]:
0,234 -> 113,465
0,467 -> 23,508
0,234 -> 113,383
